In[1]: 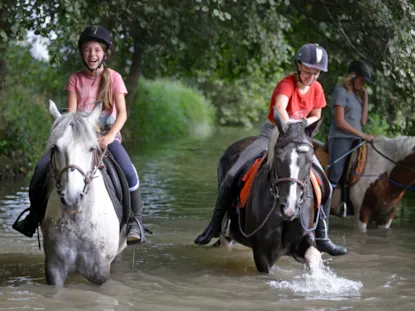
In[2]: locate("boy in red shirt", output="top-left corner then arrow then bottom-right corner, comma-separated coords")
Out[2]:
195,43 -> 347,256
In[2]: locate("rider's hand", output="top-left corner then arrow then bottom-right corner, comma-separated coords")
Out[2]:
98,132 -> 116,148
362,133 -> 374,142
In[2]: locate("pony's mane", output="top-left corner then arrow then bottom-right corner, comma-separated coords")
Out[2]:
376,135 -> 415,160
47,112 -> 99,150
266,121 -> 308,168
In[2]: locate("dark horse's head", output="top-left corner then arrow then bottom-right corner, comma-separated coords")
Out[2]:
267,111 -> 322,221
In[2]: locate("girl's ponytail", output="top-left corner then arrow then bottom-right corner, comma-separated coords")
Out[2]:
97,66 -> 112,111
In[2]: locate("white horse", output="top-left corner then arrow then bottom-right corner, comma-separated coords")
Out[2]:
42,100 -> 126,285
316,136 -> 415,232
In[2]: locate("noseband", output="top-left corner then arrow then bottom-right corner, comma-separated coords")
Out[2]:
50,146 -> 107,196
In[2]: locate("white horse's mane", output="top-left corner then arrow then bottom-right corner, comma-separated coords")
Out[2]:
374,135 -> 415,161
47,112 -> 99,150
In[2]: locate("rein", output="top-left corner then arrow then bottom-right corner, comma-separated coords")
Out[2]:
370,141 -> 415,174
51,146 -> 107,196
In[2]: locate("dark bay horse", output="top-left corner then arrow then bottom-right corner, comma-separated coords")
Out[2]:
217,114 -> 323,273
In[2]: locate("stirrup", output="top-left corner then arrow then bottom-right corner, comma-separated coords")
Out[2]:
13,208 -> 31,224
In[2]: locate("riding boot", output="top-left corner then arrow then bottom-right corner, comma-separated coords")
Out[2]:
12,157 -> 50,237
315,197 -> 348,256
194,180 -> 233,245
127,187 -> 145,245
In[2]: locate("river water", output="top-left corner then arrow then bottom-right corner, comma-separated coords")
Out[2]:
1,127 -> 415,311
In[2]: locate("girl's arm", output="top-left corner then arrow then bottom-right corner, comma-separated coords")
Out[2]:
99,93 -> 127,147
274,94 -> 290,121
360,88 -> 369,125
67,91 -> 78,112
306,108 -> 321,125
334,105 -> 372,141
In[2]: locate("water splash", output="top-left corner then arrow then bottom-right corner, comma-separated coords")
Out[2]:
267,263 -> 363,298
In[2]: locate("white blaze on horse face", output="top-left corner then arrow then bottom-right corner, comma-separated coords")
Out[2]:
285,148 -> 300,217
57,128 -> 92,207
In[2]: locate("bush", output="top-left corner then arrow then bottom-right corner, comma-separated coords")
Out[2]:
125,78 -> 216,142
0,87 -> 51,174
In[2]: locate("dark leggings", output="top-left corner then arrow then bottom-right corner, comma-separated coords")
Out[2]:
107,141 -> 138,191
328,138 -> 360,185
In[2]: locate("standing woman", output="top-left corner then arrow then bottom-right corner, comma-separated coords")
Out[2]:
327,60 -> 375,191
195,43 -> 347,256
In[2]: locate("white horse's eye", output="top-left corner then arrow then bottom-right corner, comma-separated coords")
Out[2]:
89,146 -> 97,152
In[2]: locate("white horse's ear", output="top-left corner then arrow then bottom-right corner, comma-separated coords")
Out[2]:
273,108 -> 287,134
87,100 -> 102,126
49,100 -> 61,120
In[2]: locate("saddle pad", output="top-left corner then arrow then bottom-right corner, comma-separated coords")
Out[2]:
310,169 -> 322,209
346,143 -> 367,186
239,154 -> 267,208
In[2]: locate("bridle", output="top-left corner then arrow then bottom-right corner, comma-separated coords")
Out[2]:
270,139 -> 314,201
50,145 -> 107,196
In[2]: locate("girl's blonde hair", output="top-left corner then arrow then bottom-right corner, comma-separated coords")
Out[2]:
340,72 -> 364,97
96,43 -> 112,111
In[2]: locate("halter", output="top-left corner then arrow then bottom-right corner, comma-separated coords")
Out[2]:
50,146 -> 107,197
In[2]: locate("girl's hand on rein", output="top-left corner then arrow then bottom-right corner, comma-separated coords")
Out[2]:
363,133 -> 374,142
98,133 -> 116,148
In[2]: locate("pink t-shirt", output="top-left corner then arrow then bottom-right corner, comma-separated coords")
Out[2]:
64,68 -> 128,132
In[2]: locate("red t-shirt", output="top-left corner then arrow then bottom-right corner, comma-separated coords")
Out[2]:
267,75 -> 326,122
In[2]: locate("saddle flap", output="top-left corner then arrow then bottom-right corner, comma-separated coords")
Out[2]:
239,154 -> 267,209
101,155 -> 130,227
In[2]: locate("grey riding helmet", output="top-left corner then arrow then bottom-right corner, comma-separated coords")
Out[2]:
294,43 -> 328,72
348,60 -> 375,84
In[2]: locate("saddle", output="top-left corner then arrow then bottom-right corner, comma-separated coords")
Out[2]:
101,153 -> 130,228
313,139 -> 367,187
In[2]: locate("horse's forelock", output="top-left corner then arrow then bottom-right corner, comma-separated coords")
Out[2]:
47,112 -> 99,150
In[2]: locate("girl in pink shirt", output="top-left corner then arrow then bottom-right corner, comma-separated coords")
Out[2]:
13,26 -> 144,245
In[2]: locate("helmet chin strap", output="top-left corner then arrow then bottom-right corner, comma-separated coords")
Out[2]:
82,54 -> 107,86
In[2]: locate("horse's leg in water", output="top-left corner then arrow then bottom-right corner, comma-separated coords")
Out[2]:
298,233 -> 322,268
252,244 -> 271,273
45,257 -> 68,286
76,255 -> 111,285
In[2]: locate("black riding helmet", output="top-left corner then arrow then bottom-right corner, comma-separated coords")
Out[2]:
78,25 -> 112,73
348,60 -> 374,84
294,43 -> 328,72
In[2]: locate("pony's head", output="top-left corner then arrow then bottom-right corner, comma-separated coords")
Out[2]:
267,110 -> 322,221
48,100 -> 102,212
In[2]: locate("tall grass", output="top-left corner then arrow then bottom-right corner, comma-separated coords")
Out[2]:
125,78 -> 216,142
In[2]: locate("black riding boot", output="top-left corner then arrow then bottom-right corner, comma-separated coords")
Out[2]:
315,198 -> 348,256
194,180 -> 233,245
12,157 -> 50,237
127,187 -> 145,245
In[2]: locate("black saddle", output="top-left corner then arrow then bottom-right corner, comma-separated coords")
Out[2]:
101,152 -> 131,228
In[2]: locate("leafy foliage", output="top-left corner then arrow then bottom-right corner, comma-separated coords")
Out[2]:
125,78 -> 216,142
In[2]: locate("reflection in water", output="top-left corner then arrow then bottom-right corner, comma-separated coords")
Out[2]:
1,127 -> 415,310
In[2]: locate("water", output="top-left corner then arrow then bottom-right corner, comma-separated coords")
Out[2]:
1,127 -> 415,310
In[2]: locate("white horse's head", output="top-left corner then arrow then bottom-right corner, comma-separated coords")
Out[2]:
48,100 -> 102,212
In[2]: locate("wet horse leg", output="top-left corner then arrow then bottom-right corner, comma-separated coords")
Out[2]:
252,245 -> 271,273
77,256 -> 111,285
45,258 -> 68,286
